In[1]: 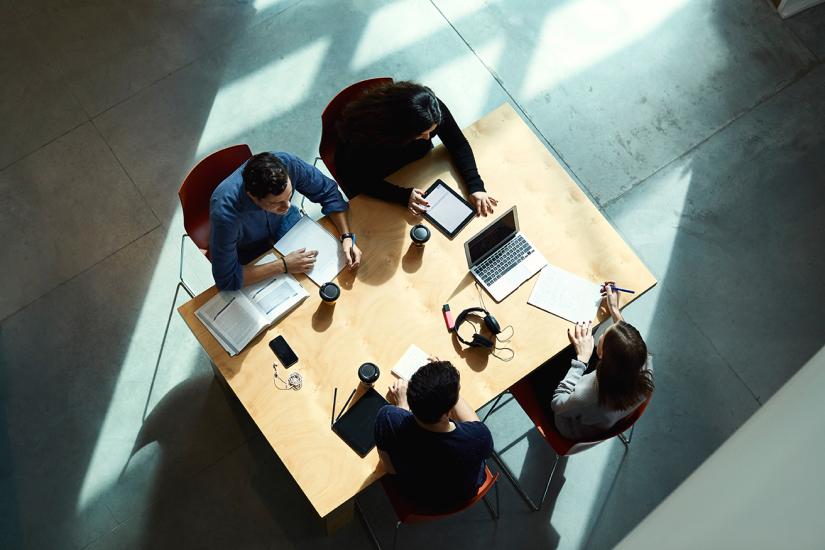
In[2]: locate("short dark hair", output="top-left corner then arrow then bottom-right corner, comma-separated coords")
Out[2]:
242,152 -> 289,199
407,361 -> 460,424
596,322 -> 654,410
337,81 -> 443,146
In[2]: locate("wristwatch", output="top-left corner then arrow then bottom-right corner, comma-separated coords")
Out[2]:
340,232 -> 356,244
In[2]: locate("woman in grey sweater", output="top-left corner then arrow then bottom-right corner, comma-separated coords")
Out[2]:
550,283 -> 654,440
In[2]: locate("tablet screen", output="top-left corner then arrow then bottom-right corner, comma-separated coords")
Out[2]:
423,180 -> 474,238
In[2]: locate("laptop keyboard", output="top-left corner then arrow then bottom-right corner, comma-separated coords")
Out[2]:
475,235 -> 534,286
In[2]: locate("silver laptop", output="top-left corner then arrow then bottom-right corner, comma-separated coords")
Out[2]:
463,206 -> 547,302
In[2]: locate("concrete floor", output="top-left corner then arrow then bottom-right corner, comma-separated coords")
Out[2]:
1,0 -> 823,549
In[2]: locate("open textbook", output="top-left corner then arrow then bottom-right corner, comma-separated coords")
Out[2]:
195,254 -> 309,356
274,215 -> 346,287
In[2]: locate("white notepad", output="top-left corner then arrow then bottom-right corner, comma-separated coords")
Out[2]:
273,215 -> 346,287
391,345 -> 430,381
528,264 -> 602,323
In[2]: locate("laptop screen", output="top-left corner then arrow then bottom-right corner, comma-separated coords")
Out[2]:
465,207 -> 518,265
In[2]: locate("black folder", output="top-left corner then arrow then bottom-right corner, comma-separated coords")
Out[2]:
332,388 -> 389,457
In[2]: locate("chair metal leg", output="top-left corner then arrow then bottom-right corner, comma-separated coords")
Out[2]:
143,281 -> 189,421
392,521 -> 401,550
491,450 -> 542,512
482,477 -> 500,520
538,454 -> 561,510
355,498 -> 382,550
179,234 -> 196,299
618,423 -> 636,448
481,392 -> 508,423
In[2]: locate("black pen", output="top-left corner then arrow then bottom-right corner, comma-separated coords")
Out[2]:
331,387 -> 338,428
336,388 -> 357,423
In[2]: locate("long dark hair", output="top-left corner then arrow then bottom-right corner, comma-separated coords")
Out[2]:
337,81 -> 442,146
596,322 -> 654,411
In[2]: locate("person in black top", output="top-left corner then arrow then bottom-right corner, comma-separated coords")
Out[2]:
335,81 -> 498,217
374,359 -> 494,510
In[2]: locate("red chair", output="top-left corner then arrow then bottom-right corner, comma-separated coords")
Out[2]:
357,463 -> 499,550
483,378 -> 650,511
177,144 -> 252,296
318,77 -> 393,197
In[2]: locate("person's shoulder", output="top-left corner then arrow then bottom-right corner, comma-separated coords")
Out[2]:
455,420 -> 492,440
210,166 -> 245,215
376,405 -> 412,424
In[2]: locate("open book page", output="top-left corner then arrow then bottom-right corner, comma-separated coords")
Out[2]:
528,264 -> 602,323
196,291 -> 266,356
391,344 -> 430,381
244,254 -> 310,323
273,216 -> 346,287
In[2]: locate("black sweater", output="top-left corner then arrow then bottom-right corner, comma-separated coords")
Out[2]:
335,99 -> 485,204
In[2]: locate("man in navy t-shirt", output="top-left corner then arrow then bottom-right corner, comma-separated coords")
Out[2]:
374,360 -> 494,510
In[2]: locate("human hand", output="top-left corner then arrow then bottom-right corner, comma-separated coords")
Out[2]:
600,281 -> 621,320
469,192 -> 498,217
427,355 -> 441,363
342,239 -> 362,269
283,248 -> 317,273
389,379 -> 409,409
408,189 -> 430,215
567,320 -> 594,364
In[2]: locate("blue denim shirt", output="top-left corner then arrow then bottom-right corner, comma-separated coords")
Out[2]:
209,151 -> 347,290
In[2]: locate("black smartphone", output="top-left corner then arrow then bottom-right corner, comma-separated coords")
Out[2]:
269,335 -> 298,368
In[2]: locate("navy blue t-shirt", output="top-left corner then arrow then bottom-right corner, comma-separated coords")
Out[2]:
374,405 -> 493,509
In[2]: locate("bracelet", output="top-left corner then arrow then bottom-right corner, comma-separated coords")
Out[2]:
281,256 -> 288,273
340,232 -> 356,244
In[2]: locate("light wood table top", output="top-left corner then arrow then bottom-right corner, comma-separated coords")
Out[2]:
178,103 -> 656,518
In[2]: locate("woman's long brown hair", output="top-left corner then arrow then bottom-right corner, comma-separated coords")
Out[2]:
596,322 -> 654,410
337,81 -> 442,146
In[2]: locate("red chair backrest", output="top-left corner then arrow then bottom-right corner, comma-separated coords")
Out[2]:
319,77 -> 393,196
381,464 -> 498,524
178,144 -> 252,259
510,376 -> 651,456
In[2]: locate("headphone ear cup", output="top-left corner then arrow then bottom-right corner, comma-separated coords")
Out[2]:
472,334 -> 494,349
484,315 -> 501,335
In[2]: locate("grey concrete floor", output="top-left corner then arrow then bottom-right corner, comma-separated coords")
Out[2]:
1,0 -> 823,549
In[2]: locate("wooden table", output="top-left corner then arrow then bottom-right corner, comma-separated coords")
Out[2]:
178,103 -> 656,524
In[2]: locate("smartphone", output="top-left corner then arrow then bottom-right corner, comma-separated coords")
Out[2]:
269,335 -> 298,368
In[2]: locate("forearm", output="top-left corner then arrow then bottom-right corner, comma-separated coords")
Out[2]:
241,258 -> 285,286
450,396 -> 480,423
377,450 -> 397,475
610,309 -> 624,324
328,211 -> 351,237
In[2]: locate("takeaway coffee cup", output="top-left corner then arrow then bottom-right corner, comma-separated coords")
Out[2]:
410,224 -> 431,247
319,282 -> 340,305
358,362 -> 380,387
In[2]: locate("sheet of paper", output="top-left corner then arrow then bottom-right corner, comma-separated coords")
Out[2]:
391,344 -> 430,381
273,215 -> 346,287
528,264 -> 602,323
425,183 -> 473,234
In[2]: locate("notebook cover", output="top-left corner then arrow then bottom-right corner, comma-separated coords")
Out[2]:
332,388 -> 389,457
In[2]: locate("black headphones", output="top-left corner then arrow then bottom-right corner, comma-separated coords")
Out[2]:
453,307 -> 501,349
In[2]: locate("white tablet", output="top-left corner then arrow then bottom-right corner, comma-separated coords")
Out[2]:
422,179 -> 475,239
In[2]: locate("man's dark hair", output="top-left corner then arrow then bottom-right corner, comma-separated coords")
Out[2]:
242,152 -> 289,199
407,361 -> 460,424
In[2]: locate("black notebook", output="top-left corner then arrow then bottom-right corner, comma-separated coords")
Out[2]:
332,388 -> 389,457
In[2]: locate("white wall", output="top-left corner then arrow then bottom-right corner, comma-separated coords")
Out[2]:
616,344 -> 825,549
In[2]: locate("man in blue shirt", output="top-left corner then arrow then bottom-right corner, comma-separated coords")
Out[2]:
374,359 -> 493,510
209,151 -> 362,290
